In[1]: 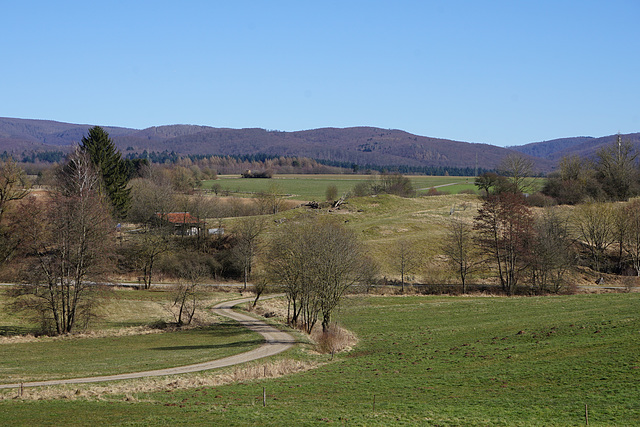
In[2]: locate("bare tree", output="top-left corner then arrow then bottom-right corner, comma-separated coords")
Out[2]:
231,216 -> 265,290
127,175 -> 176,224
474,193 -> 534,295
10,149 -> 115,334
263,217 -> 374,332
442,216 -> 480,293
394,238 -> 420,293
0,157 -> 30,223
529,209 -> 575,293
498,154 -> 535,194
134,228 -> 173,289
596,136 -> 638,201
167,262 -> 207,326
613,203 -> 629,274
623,199 -> 640,276
262,221 -> 307,327
474,172 -> 501,196
572,202 -> 616,273
255,183 -> 284,215
0,159 -> 30,269
314,221 -> 375,332
251,274 -> 269,307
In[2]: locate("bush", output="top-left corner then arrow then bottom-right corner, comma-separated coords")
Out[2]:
312,323 -> 355,355
325,185 -> 338,201
352,182 -> 371,197
527,192 -> 557,207
426,187 -> 447,196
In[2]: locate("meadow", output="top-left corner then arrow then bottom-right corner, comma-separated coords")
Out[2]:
0,289 -> 262,384
1,293 -> 638,425
202,174 -> 476,200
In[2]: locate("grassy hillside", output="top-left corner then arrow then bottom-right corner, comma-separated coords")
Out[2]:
2,293 -> 638,425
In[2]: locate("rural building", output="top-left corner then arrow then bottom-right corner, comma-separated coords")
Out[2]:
156,212 -> 203,236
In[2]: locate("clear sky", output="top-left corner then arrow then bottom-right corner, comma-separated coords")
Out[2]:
1,1 -> 638,147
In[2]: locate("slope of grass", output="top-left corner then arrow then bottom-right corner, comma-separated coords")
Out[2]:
344,193 -> 480,277
2,294 -> 638,425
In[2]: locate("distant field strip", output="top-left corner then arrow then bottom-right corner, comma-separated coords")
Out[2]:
203,175 -> 475,200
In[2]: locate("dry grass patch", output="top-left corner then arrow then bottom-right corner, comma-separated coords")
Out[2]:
0,359 -> 320,401
0,325 -> 165,345
311,324 -> 358,355
248,297 -> 289,321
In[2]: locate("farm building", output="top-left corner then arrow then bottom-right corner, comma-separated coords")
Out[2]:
156,212 -> 203,236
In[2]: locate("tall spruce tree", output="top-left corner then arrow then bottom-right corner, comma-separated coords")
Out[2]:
80,126 -> 131,217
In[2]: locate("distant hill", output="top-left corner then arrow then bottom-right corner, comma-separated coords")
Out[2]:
508,137 -> 594,159
9,116 -> 630,173
511,133 -> 640,162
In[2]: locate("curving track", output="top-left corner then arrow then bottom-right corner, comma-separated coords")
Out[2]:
0,296 -> 295,389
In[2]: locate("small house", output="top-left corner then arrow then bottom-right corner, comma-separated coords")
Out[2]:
156,212 -> 203,236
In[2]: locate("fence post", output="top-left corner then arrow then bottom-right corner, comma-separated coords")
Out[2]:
585,404 -> 589,425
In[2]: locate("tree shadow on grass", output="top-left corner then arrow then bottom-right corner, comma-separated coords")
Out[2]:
151,338 -> 264,351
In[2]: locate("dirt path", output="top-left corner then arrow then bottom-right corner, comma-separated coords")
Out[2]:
416,182 -> 462,191
0,296 -> 295,389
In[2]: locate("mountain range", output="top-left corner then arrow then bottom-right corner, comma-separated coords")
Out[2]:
1,117 -> 638,173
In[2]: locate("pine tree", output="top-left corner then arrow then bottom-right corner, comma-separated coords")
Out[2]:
80,126 -> 131,217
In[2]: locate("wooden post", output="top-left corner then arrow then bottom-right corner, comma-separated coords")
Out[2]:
19,383 -> 23,397
585,404 -> 589,425
264,365 -> 267,377
373,394 -> 376,413
263,387 -> 266,407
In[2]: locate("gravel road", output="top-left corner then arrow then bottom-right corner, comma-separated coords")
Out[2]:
0,296 -> 295,389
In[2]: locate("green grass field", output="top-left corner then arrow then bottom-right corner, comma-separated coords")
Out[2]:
0,289 -> 262,384
0,322 -> 261,384
202,174 -> 477,200
2,293 -> 639,425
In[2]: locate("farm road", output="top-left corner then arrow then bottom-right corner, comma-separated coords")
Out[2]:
0,296 -> 295,389
416,182 -> 461,191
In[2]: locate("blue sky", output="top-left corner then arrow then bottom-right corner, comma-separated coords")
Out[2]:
1,1 -> 638,147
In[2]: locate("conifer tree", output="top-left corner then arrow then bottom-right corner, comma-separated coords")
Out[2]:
80,126 -> 131,217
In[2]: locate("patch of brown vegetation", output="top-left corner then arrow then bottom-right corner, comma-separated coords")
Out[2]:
0,326 -> 166,345
0,359 -> 320,401
311,324 -> 358,355
249,297 -> 289,321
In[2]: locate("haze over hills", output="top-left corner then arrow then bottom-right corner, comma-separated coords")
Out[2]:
1,117 -> 637,173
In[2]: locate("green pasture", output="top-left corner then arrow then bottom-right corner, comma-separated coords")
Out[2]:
202,174 -> 476,200
0,322 -> 261,384
2,293 -> 639,425
0,289 -> 261,384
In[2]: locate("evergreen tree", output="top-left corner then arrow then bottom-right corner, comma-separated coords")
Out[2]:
80,126 -> 131,217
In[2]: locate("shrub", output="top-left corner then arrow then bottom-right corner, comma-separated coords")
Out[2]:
527,191 -> 557,207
